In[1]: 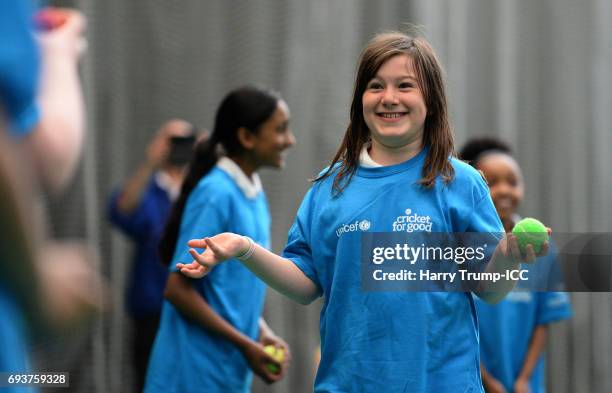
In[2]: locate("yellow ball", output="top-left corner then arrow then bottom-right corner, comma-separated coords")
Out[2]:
263,345 -> 285,374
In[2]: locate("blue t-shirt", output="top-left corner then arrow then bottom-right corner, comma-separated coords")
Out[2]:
475,260 -> 572,393
108,176 -> 173,319
283,149 -> 503,393
144,166 -> 269,393
0,3 -> 40,392
0,0 -> 40,136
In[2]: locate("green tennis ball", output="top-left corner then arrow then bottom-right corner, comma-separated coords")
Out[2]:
263,345 -> 285,374
511,218 -> 549,254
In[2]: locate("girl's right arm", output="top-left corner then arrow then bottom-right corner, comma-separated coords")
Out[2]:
177,233 -> 320,305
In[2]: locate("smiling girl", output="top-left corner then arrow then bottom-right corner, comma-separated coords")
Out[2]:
460,137 -> 572,393
178,33 -> 548,392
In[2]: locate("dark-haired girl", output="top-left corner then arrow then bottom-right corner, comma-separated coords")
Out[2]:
460,137 -> 571,393
144,86 -> 295,393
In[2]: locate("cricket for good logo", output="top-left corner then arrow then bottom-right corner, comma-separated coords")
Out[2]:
392,208 -> 433,232
336,219 -> 371,237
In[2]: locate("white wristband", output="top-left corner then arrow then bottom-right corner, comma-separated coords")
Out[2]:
236,236 -> 255,261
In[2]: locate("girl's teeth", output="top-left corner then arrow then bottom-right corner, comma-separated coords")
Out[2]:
381,113 -> 403,118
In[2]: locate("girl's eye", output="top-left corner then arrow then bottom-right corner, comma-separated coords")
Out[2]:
399,82 -> 414,89
276,122 -> 289,133
367,82 -> 383,90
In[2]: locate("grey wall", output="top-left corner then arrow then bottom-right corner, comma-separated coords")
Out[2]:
41,0 -> 612,392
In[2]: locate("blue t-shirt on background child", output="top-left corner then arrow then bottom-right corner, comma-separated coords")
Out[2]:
475,251 -> 573,393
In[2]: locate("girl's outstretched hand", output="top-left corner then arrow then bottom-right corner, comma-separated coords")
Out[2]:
176,233 -> 249,278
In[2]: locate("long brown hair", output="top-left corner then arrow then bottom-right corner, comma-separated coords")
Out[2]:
316,31 -> 455,193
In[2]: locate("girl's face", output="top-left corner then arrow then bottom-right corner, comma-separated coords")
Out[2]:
251,100 -> 295,168
362,54 -> 427,161
477,153 -> 524,225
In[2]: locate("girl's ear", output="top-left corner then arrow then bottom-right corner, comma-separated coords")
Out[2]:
237,127 -> 256,150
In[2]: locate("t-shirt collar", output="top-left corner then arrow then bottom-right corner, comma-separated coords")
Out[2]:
359,143 -> 383,168
216,156 -> 262,199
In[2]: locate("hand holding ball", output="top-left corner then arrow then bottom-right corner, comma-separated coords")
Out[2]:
511,218 -> 549,254
263,345 -> 285,374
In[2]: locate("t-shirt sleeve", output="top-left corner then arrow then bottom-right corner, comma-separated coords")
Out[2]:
282,188 -> 322,294
466,181 -> 504,234
0,0 -> 40,136
169,196 -> 227,273
536,292 -> 573,325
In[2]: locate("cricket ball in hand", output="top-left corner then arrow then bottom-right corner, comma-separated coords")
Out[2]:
511,217 -> 549,254
263,345 -> 285,374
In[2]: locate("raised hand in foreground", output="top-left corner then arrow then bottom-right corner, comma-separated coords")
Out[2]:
176,232 -> 250,278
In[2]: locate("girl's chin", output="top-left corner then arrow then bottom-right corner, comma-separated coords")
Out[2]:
372,135 -> 418,149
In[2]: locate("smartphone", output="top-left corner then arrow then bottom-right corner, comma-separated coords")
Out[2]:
167,135 -> 196,166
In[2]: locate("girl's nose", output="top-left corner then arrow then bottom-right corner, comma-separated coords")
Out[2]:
285,130 -> 296,147
381,87 -> 399,106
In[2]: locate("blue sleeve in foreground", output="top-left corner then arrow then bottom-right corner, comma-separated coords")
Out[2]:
0,0 -> 40,136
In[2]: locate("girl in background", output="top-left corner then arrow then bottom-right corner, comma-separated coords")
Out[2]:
144,86 -> 294,393
179,33 -> 548,392
460,137 -> 572,393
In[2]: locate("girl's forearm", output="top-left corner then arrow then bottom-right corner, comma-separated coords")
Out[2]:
34,52 -> 84,191
517,325 -> 548,381
241,242 -> 319,305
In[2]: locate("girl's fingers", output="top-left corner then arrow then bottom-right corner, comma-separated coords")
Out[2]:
176,262 -> 207,278
189,248 -> 211,266
524,244 -> 536,263
188,238 -> 207,248
204,237 -> 227,257
539,241 -> 550,256
507,234 -> 522,261
498,237 -> 510,257
262,363 -> 282,383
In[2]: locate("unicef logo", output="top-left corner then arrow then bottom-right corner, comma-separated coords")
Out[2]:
336,219 -> 371,237
405,208 -> 411,215
359,220 -> 371,231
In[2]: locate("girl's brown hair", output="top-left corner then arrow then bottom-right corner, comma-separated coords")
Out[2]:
316,31 -> 455,193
